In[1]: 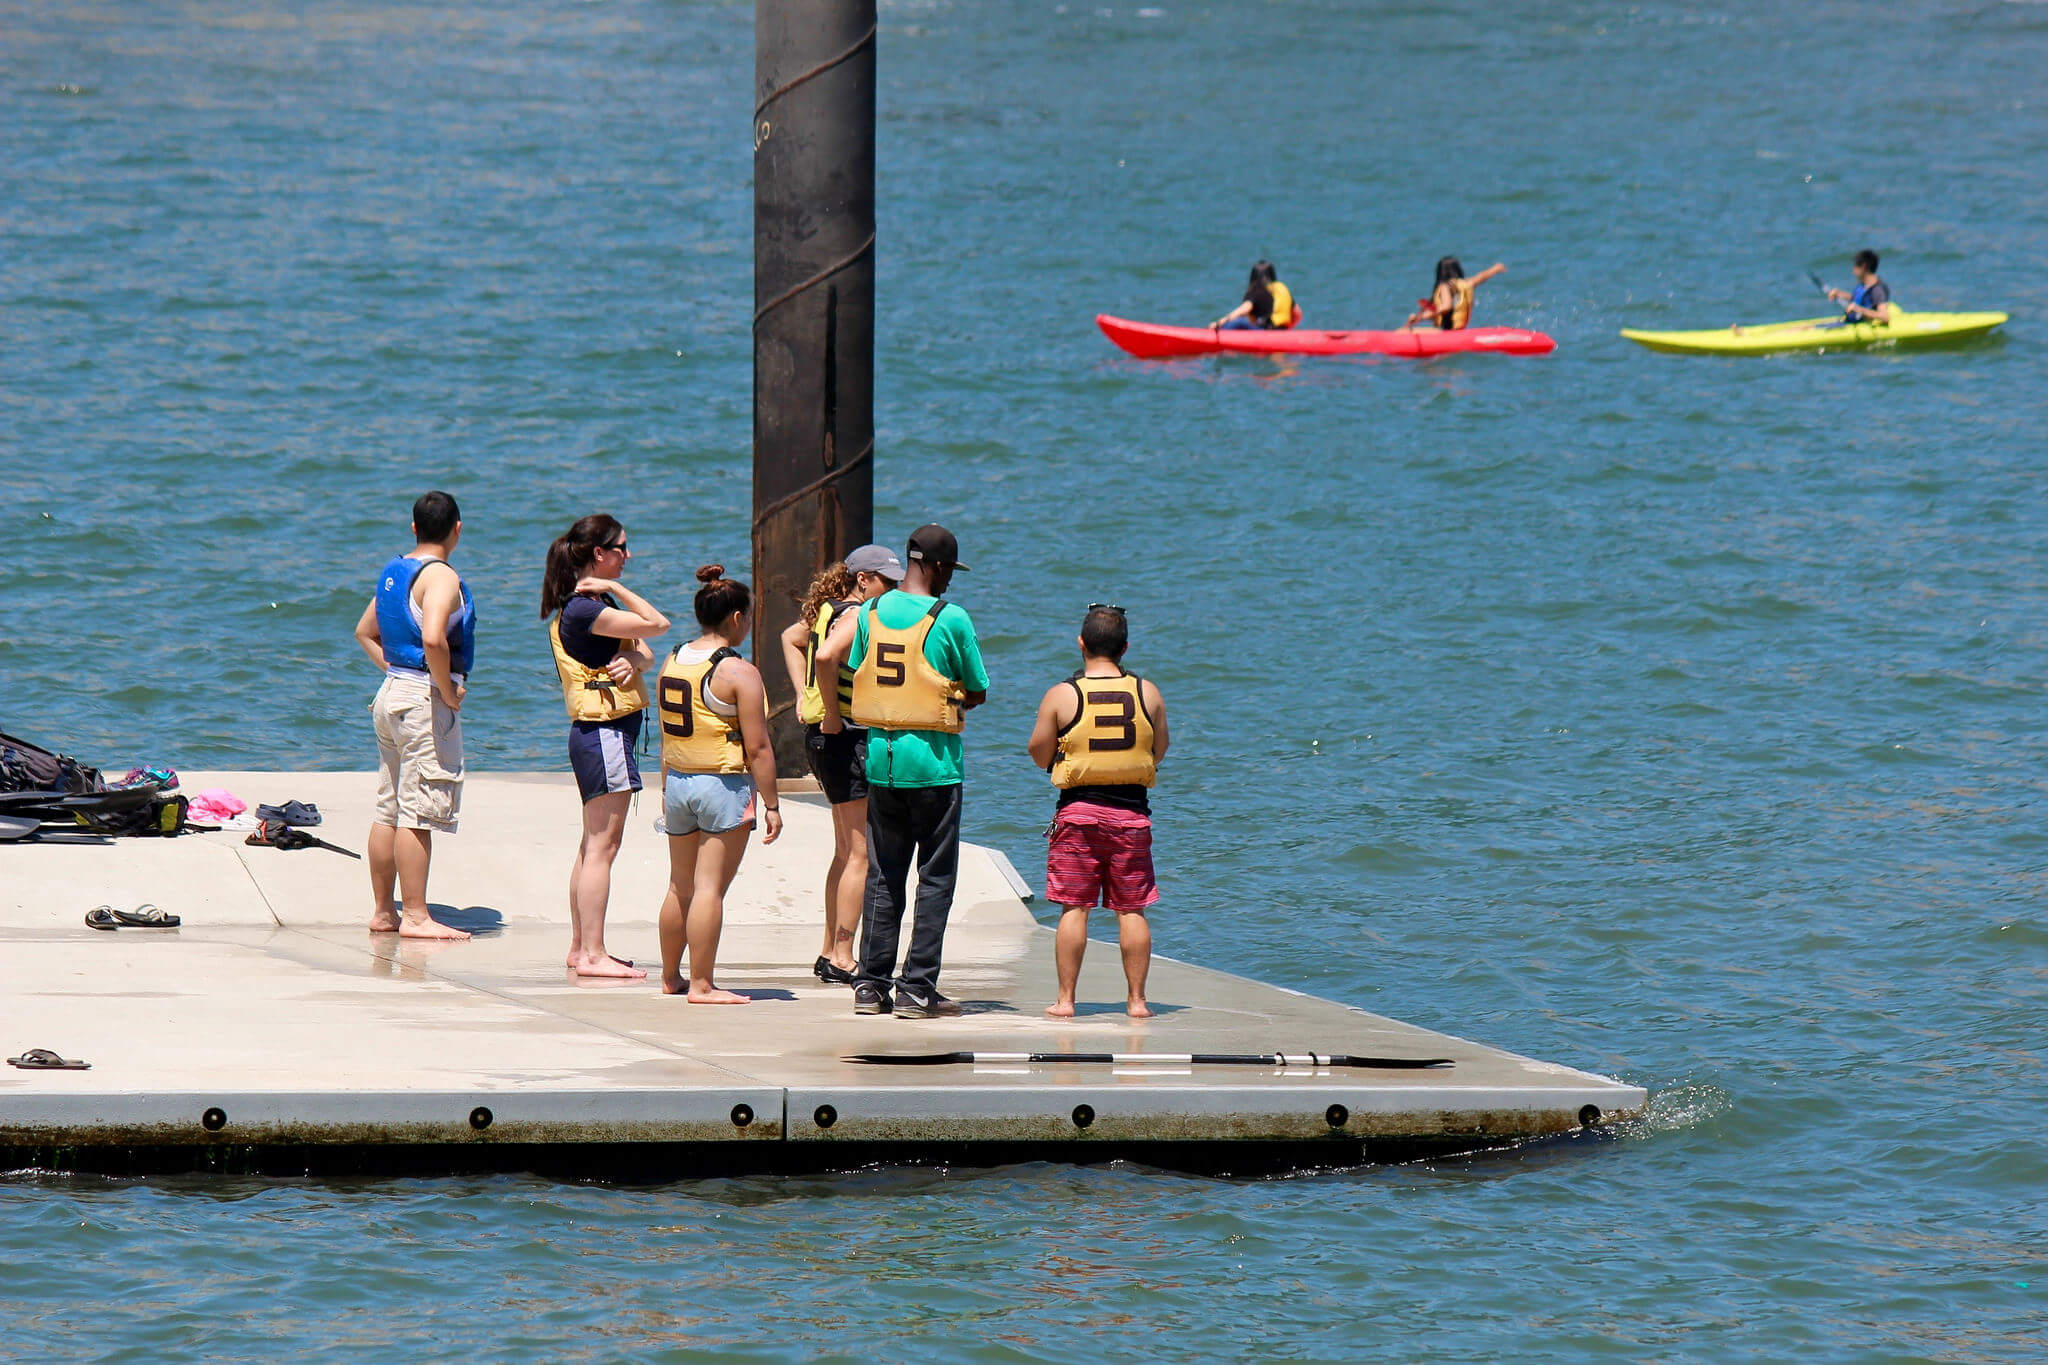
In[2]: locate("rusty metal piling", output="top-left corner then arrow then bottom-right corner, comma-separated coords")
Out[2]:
752,0 -> 878,771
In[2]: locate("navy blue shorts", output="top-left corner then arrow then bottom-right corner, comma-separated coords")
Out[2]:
568,713 -> 643,804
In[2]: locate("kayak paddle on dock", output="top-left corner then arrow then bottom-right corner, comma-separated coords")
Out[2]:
845,1050 -> 1454,1069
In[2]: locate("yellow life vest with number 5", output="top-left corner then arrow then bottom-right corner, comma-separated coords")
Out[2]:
1051,671 -> 1156,788
851,600 -> 965,734
657,646 -> 750,775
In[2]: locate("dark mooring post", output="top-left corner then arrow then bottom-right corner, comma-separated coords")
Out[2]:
753,0 -> 877,774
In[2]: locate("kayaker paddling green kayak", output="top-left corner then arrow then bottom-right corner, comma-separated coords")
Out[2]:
1622,249 -> 2008,355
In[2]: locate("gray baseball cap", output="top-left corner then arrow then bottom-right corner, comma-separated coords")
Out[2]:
844,544 -> 906,580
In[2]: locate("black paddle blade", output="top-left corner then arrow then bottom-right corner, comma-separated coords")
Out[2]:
843,1052 -> 975,1066
1330,1055 -> 1454,1069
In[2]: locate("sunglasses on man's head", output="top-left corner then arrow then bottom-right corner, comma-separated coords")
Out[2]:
1088,602 -> 1126,615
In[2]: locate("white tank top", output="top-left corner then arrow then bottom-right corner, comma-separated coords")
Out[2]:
676,641 -> 739,717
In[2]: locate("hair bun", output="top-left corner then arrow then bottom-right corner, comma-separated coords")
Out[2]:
696,564 -> 724,584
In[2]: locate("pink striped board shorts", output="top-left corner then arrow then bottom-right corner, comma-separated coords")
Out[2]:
1045,816 -> 1158,912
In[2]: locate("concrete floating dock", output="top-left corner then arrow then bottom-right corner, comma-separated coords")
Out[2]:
1,772 -> 1645,1177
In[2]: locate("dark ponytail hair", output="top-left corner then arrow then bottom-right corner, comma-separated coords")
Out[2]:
1244,259 -> 1277,314
540,513 -> 624,619
1434,255 -> 1464,288
693,564 -> 751,629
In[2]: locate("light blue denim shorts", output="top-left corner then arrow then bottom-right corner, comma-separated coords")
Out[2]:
661,771 -> 756,836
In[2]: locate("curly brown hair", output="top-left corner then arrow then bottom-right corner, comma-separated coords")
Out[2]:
799,561 -> 859,629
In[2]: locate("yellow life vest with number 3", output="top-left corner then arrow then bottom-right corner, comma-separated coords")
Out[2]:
1051,671 -> 1156,788
850,600 -> 965,734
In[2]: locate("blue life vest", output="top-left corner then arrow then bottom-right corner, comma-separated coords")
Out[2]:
375,554 -> 476,675
1846,278 -> 1889,322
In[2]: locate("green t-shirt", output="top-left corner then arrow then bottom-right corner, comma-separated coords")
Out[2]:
847,590 -> 990,788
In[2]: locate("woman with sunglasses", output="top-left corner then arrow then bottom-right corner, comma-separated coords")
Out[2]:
540,514 -> 671,978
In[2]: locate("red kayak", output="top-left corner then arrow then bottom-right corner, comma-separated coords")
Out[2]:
1097,313 -> 1556,360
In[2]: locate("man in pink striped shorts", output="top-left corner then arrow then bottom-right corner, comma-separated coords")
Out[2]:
1026,605 -> 1170,1019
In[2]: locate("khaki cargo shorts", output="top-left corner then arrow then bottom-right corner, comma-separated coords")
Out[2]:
371,673 -> 464,833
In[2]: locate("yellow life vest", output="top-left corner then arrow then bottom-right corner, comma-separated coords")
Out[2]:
549,611 -> 648,723
656,646 -> 750,775
1051,671 -> 1157,789
1268,280 -> 1298,329
850,599 -> 965,734
1442,278 -> 1474,330
797,599 -> 859,726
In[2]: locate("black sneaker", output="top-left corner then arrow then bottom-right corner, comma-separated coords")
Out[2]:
894,989 -> 962,1020
853,982 -> 892,1015
814,956 -> 859,986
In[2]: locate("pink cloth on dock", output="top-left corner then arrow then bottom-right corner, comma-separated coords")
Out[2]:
188,789 -> 247,823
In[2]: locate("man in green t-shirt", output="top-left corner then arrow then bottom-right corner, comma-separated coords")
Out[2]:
818,524 -> 989,1018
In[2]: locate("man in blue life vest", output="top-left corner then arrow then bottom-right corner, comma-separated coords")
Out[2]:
1827,249 -> 1893,324
350,490 -> 476,941
817,524 -> 989,1019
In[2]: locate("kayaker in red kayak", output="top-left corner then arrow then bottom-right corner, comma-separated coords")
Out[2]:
1211,260 -> 1301,331
1401,256 -> 1507,331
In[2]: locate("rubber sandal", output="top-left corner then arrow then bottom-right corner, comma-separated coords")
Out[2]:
7,1048 -> 91,1070
254,800 -> 321,827
111,903 -> 180,928
85,905 -> 120,931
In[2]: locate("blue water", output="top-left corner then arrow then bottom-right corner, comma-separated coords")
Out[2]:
6,0 -> 2048,1357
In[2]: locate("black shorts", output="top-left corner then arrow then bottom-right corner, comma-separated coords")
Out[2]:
804,723 -> 867,805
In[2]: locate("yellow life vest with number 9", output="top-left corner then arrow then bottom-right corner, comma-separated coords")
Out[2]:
850,600 -> 965,734
1268,280 -> 1298,329
1051,671 -> 1156,788
797,599 -> 859,726
549,613 -> 649,723
657,646 -> 750,775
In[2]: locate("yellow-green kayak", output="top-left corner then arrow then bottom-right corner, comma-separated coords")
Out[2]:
1621,307 -> 2008,356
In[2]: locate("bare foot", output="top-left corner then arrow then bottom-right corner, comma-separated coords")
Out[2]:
1126,999 -> 1153,1019
571,953 -> 646,979
687,986 -> 751,1004
1045,1000 -> 1076,1018
398,917 -> 471,941
369,915 -> 401,933
661,974 -> 686,996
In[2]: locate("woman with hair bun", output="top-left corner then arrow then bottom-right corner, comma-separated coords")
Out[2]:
653,565 -> 782,1003
540,514 -> 671,979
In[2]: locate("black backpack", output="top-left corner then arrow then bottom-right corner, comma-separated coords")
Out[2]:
0,730 -> 104,795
